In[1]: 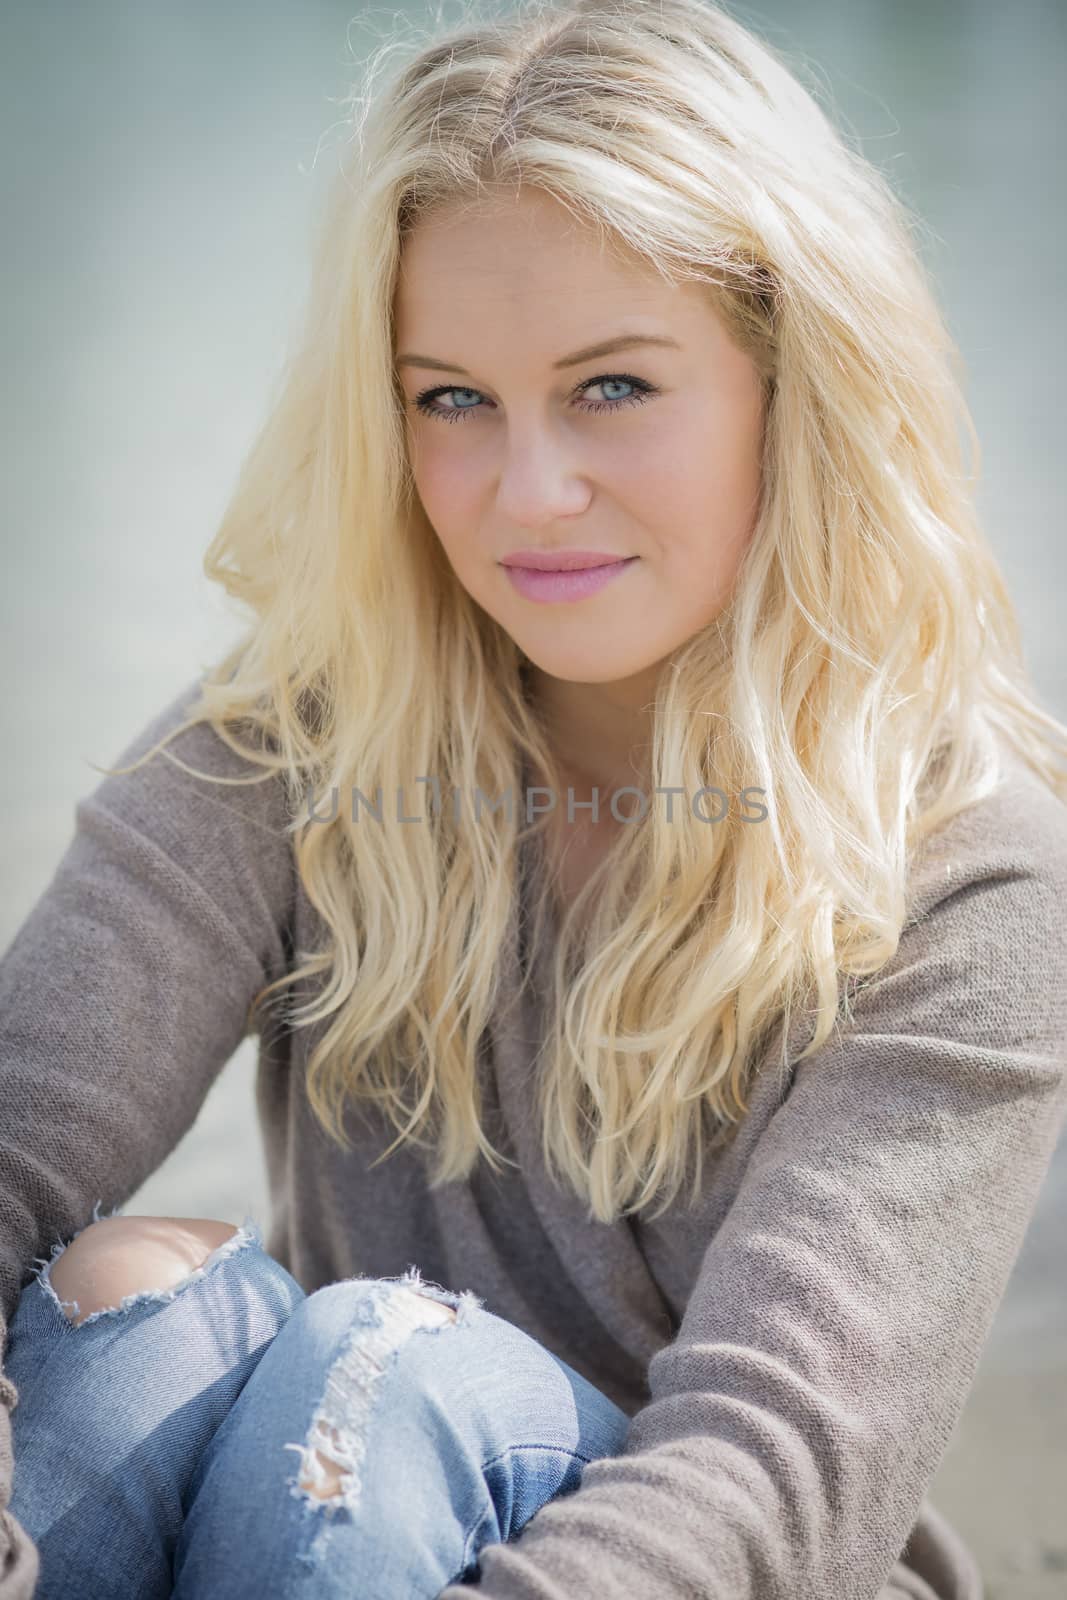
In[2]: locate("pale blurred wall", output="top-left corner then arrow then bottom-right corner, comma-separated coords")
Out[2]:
1,3 -> 1064,1594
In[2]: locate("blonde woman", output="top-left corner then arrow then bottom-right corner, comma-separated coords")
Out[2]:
2,2 -> 1066,1597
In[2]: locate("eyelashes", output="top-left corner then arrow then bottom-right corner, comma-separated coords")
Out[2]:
410,372 -> 660,424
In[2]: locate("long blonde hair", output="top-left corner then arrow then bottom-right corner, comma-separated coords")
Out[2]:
107,0 -> 1067,1224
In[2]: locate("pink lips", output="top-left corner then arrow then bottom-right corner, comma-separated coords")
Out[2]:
499,548 -> 638,604
500,548 -> 628,572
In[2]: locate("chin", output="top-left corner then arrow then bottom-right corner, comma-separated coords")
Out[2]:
519,644 -> 652,685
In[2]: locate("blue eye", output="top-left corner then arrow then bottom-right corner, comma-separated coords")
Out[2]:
410,372 -> 660,424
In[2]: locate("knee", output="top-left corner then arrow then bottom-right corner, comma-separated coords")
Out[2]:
292,1279 -> 459,1504
49,1214 -> 240,1327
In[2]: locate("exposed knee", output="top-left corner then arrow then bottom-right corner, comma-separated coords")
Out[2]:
49,1215 -> 240,1327
296,1286 -> 457,1503
409,1293 -> 457,1328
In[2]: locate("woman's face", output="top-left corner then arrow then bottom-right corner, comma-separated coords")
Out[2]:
393,187 -> 766,688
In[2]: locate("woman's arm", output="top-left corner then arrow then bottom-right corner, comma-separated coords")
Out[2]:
441,773 -> 1067,1599
0,678 -> 296,1598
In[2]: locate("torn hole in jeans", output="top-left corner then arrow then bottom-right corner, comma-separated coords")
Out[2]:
29,1199 -> 263,1329
284,1266 -> 482,1515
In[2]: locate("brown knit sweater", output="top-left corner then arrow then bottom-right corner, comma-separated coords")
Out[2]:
3,678 -> 1066,1598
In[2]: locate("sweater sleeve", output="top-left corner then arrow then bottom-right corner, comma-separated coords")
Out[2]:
0,678 -> 296,1598
440,779 -> 1067,1600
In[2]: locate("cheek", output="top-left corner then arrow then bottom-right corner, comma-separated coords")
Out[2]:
625,409 -> 761,534
409,448 -> 495,598
412,436 -> 467,509
410,440 -> 482,557
634,409 -> 763,590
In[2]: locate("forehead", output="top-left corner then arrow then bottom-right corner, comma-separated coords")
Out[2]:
394,188 -> 674,330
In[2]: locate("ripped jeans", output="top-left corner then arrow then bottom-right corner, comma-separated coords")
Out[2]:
6,1205 -> 631,1599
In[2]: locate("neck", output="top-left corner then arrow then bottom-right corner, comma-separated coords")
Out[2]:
524,663 -> 658,798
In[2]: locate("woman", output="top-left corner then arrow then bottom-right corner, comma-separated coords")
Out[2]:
2,0 -> 1066,1596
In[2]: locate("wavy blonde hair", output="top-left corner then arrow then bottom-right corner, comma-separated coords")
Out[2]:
108,0 -> 1067,1224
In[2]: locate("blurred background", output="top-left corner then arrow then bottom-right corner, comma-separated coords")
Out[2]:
1,2 -> 1064,1594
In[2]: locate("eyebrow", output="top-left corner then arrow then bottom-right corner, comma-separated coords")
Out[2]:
395,333 -> 682,374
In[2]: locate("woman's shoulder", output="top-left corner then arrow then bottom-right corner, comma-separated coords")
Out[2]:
95,674 -> 293,815
904,738 -> 1067,934
76,675 -> 297,944
820,739 -> 1067,1083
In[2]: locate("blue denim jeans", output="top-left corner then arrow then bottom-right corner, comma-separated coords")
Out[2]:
7,1206 -> 631,1599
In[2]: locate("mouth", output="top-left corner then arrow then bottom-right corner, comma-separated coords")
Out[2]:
499,550 -> 632,572
500,555 -> 639,605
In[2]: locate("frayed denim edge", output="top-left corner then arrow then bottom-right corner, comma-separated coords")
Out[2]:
283,1265 -> 484,1519
29,1200 -> 264,1328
